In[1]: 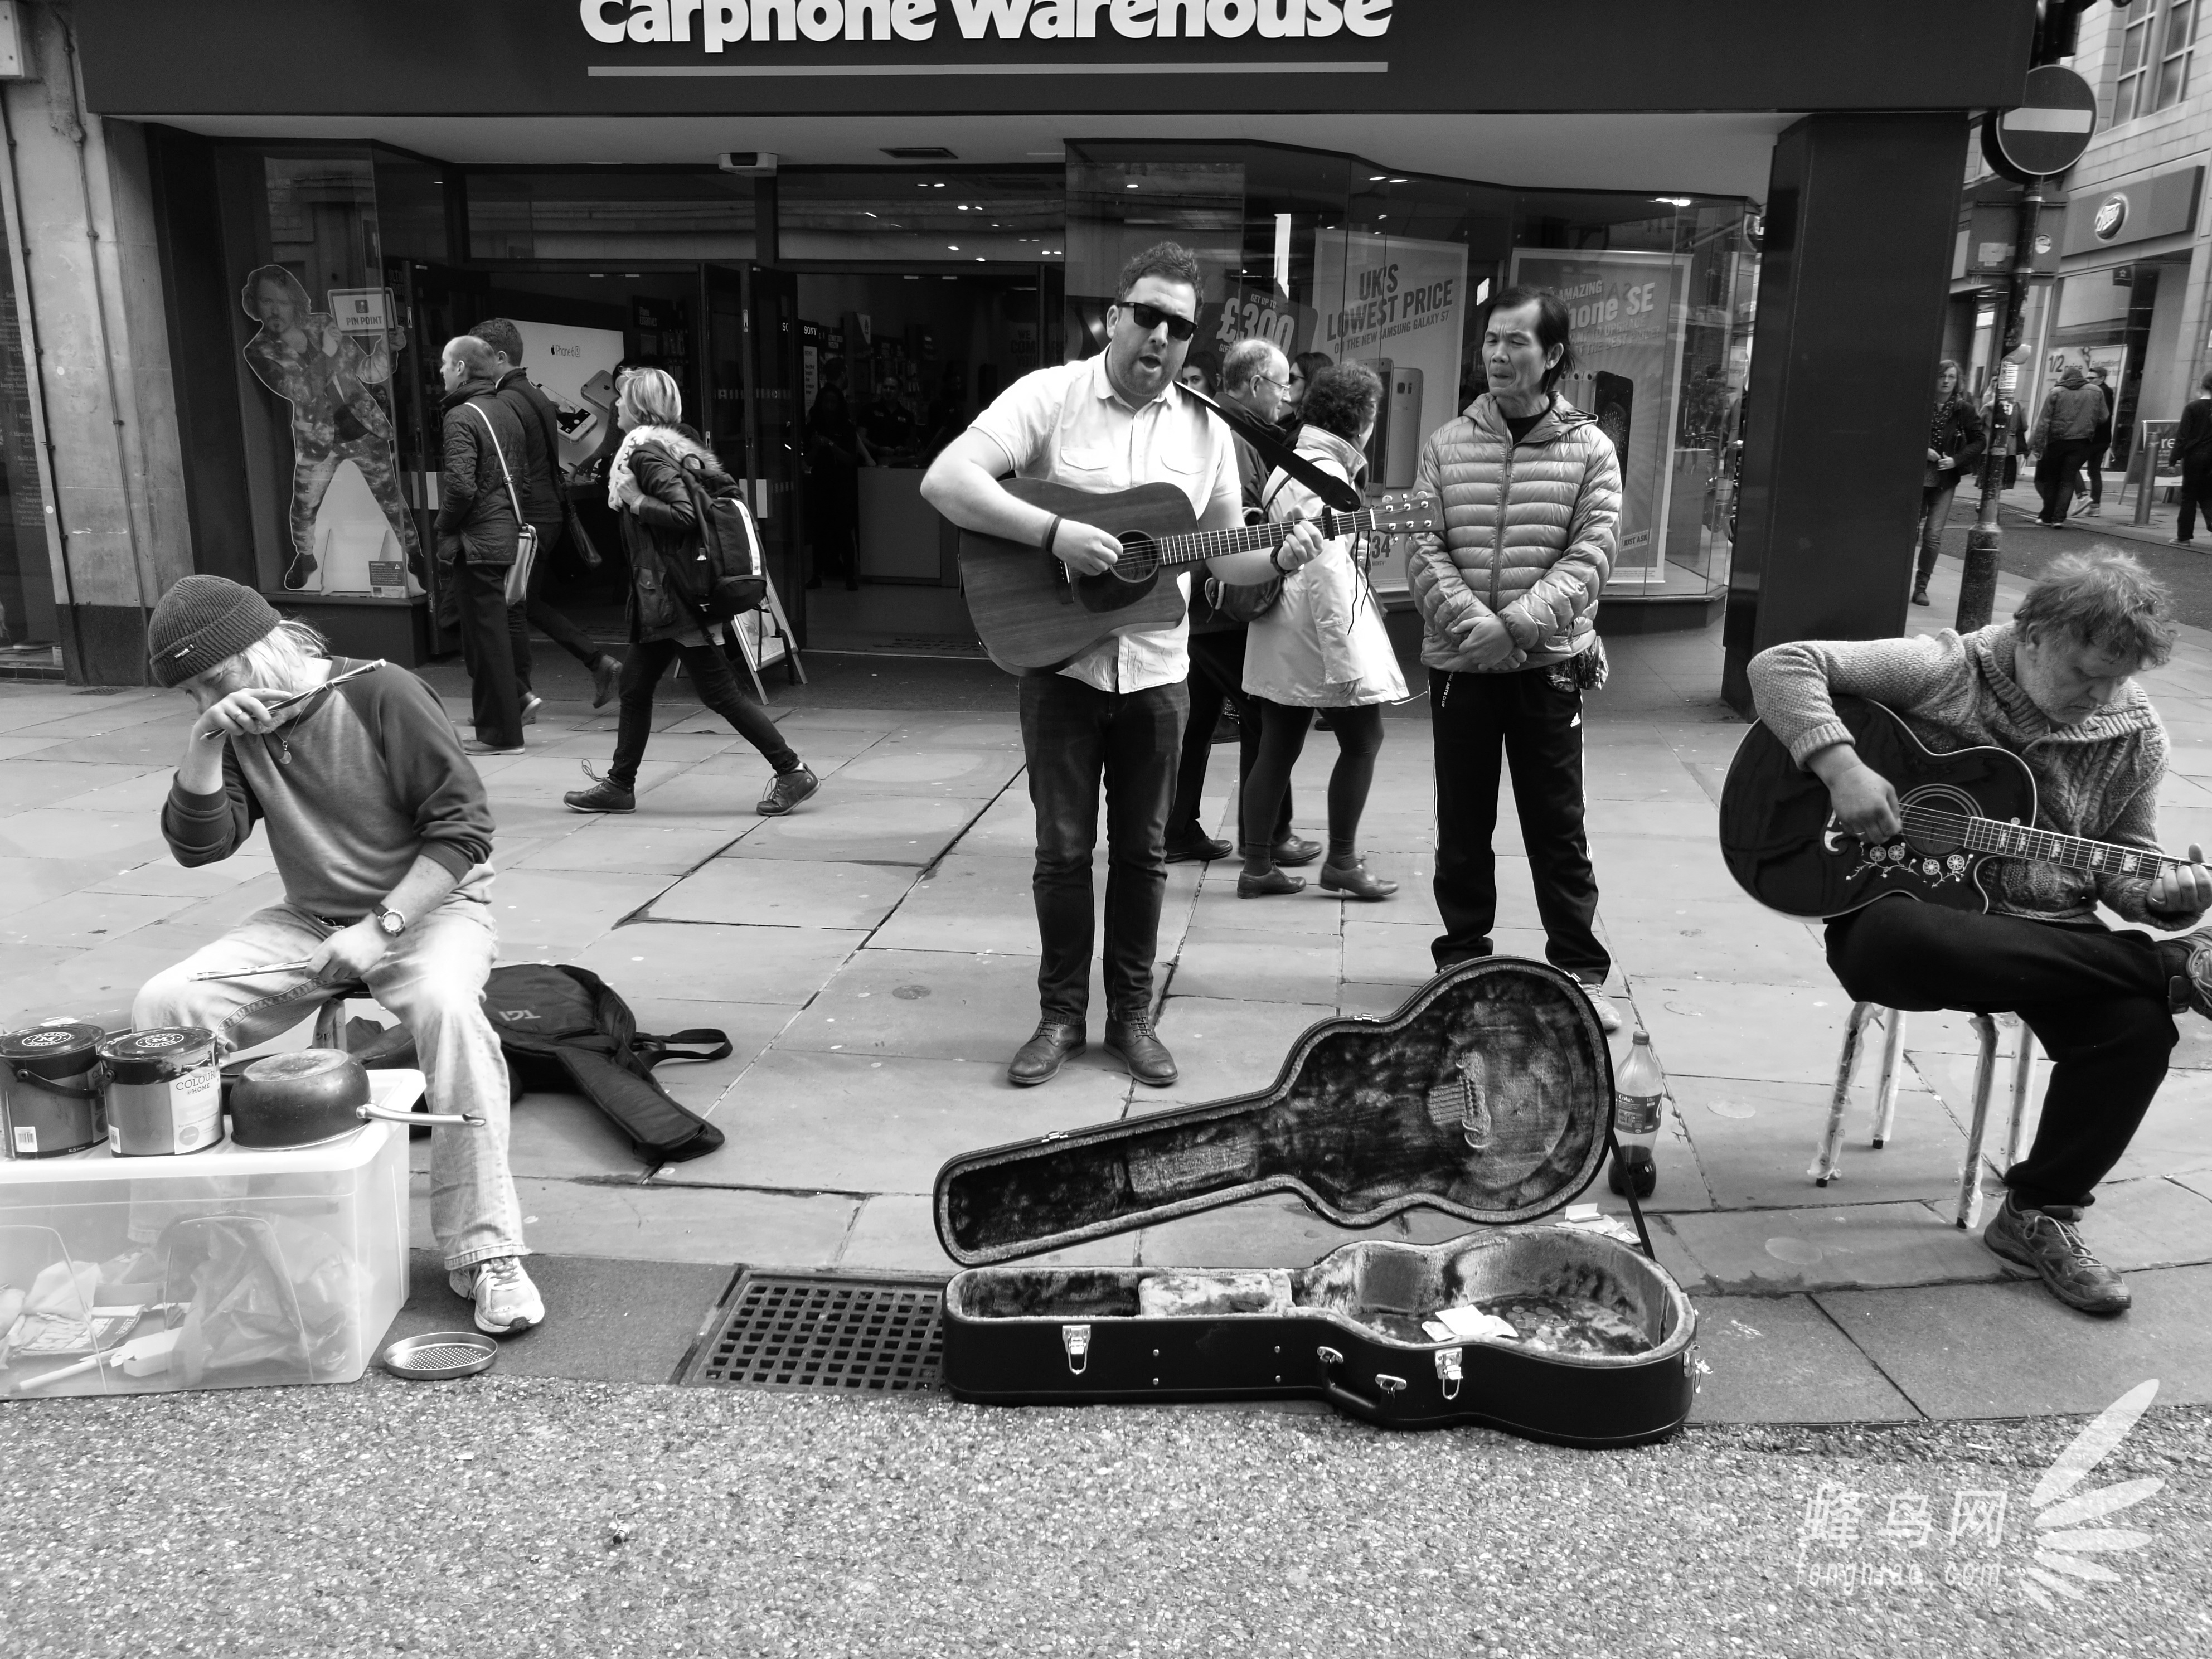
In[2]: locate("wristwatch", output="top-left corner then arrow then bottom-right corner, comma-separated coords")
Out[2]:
372,903 -> 408,939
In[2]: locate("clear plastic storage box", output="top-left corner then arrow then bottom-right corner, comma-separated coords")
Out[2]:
0,1071 -> 417,1398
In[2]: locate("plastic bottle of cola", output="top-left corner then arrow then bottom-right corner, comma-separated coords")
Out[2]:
1608,1027 -> 1665,1200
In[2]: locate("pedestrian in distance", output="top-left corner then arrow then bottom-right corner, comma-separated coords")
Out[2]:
1982,382 -> 2027,493
472,318 -> 625,712
1177,348 -> 1221,395
132,576 -> 543,1336
1238,360 -> 1408,903
806,356 -> 862,591
2172,371 -> 2212,546
562,368 -> 819,818
2078,364 -> 2116,517
2031,366 -> 2104,526
1409,285 -> 1624,1036
1162,334 -> 1317,869
1912,358 -> 1985,607
435,334 -> 531,756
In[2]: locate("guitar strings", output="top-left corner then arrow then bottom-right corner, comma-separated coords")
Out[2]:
1885,802 -> 2174,874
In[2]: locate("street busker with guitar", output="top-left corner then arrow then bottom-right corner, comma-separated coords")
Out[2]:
562,368 -> 818,819
1745,551 -> 2212,1315
922,242 -> 1326,1089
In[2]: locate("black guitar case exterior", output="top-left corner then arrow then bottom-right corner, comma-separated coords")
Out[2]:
933,959 -> 1699,1447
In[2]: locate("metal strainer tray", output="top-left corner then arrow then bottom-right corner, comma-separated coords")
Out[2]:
381,1330 -> 496,1381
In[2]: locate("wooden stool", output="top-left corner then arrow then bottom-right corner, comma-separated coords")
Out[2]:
309,979 -> 371,1054
1811,1002 -> 2037,1230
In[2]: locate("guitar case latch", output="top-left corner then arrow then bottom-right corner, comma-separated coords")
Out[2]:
1061,1323 -> 1091,1376
1434,1347 -> 1463,1401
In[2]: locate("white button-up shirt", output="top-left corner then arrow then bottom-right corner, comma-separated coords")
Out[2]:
967,355 -> 1243,692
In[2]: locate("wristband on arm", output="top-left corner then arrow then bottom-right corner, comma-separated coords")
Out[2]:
1041,515 -> 1063,559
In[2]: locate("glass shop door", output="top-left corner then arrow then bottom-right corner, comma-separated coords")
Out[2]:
707,263 -> 806,646
389,259 -> 489,655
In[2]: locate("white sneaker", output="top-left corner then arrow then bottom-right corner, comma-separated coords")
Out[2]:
449,1256 -> 544,1336
1578,976 -> 1625,1035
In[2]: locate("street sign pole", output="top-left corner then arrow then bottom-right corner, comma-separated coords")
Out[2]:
1958,182 -> 2041,633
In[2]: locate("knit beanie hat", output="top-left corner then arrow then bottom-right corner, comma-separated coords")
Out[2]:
147,576 -> 282,687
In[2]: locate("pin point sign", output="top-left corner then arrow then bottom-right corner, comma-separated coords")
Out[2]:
1983,65 -> 2097,182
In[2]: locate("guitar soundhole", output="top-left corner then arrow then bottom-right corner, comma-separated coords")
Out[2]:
1111,534 -> 1161,584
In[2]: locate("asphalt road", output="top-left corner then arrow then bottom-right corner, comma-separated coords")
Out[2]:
1931,502 -> 2212,629
2,1376 -> 2206,1658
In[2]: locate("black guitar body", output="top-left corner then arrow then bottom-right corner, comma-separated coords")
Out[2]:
1718,695 -> 2039,919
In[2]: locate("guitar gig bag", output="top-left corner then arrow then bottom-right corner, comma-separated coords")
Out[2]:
933,958 -> 1699,1447
481,963 -> 730,1162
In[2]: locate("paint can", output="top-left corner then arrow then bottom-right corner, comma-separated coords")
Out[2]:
0,1021 -> 108,1158
96,1027 -> 222,1156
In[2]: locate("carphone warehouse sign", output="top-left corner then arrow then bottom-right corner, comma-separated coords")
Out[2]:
579,0 -> 1396,48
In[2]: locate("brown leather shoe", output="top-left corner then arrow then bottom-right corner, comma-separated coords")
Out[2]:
1104,1012 -> 1178,1087
1007,1021 -> 1085,1088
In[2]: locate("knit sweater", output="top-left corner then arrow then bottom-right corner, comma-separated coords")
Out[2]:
162,658 -> 496,918
1745,625 -> 2190,929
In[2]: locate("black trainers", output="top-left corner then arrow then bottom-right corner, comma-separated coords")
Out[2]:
1983,1196 -> 2131,1315
564,775 -> 636,813
758,765 -> 819,817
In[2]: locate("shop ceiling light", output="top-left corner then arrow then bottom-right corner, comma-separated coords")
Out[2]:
1369,174 -> 1386,181
1653,196 -> 1693,206
1389,177 -> 1408,183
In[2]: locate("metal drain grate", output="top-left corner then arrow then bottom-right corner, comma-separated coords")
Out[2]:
682,1270 -> 945,1393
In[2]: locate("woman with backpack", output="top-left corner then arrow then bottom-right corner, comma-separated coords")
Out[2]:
562,368 -> 819,817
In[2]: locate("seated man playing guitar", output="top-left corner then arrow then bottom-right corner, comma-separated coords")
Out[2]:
1746,551 -> 2212,1316
923,241 -> 1324,1089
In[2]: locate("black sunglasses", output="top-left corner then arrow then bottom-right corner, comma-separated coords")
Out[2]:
1123,300 -> 1198,342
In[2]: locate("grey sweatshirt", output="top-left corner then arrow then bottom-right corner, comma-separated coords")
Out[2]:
161,658 -> 496,918
1745,624 -> 2190,930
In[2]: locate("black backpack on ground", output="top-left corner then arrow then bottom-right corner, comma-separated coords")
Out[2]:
673,454 -> 769,621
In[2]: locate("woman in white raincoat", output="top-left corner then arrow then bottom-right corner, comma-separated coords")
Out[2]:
1237,360 -> 1408,901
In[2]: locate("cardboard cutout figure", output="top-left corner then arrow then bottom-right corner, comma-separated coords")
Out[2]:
240,265 -> 418,591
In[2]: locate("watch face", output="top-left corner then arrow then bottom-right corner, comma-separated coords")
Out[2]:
379,911 -> 403,936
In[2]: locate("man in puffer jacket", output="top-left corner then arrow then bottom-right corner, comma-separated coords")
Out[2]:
1408,286 -> 1626,1041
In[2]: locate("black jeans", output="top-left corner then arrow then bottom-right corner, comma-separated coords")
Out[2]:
1167,628 -> 1292,848
1826,901 -> 2179,1211
1242,700 -> 1384,860
1019,673 -> 1187,1025
608,636 -> 798,788
2036,440 -> 2090,522
2179,460 -> 2212,541
1429,667 -> 1608,979
522,520 -> 605,680
450,556 -> 525,748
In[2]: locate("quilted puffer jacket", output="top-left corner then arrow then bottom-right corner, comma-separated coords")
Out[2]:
1407,394 -> 1621,675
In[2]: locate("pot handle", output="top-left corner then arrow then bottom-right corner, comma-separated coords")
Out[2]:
356,1101 -> 485,1129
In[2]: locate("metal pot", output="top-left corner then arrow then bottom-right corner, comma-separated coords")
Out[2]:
225,1048 -> 484,1149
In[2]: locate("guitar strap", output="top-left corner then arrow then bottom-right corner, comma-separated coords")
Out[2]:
1177,384 -> 1365,514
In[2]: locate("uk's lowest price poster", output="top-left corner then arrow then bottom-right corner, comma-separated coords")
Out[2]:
1507,250 -> 1690,584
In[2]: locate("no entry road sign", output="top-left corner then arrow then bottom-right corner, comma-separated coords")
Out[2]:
1983,65 -> 2097,182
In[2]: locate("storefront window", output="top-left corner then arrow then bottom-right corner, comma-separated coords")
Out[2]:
781,168 -> 1064,264
0,203 -> 53,663
1063,143 -> 1756,603
217,147 -> 420,601
467,171 -> 755,261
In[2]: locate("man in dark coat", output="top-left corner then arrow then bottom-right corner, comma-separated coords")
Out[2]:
436,334 -> 529,754
474,318 -> 624,710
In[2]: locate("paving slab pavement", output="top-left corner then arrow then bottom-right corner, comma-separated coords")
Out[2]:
2,554 -> 2206,1425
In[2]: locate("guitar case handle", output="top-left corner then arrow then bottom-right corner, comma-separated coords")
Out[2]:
1316,1346 -> 1406,1424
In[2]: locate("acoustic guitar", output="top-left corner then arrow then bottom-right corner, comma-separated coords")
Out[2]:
955,477 -> 1439,675
1718,694 -> 2185,920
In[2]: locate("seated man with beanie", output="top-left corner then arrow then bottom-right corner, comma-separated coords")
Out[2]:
1748,551 -> 2212,1316
132,575 -> 542,1337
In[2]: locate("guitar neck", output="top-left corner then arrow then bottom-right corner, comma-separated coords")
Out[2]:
1967,816 -> 2178,881
1149,507 -> 1385,570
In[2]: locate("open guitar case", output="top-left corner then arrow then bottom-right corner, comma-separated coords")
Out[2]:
933,958 -> 1700,1447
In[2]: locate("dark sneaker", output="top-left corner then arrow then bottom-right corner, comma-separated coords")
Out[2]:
758,765 -> 818,817
1910,585 -> 1931,607
564,777 -> 636,813
1007,1021 -> 1085,1088
2167,928 -> 2212,1018
1104,1012 -> 1178,1087
1983,1197 -> 2131,1314
1165,833 -> 1233,863
590,654 -> 622,710
449,1255 -> 544,1336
